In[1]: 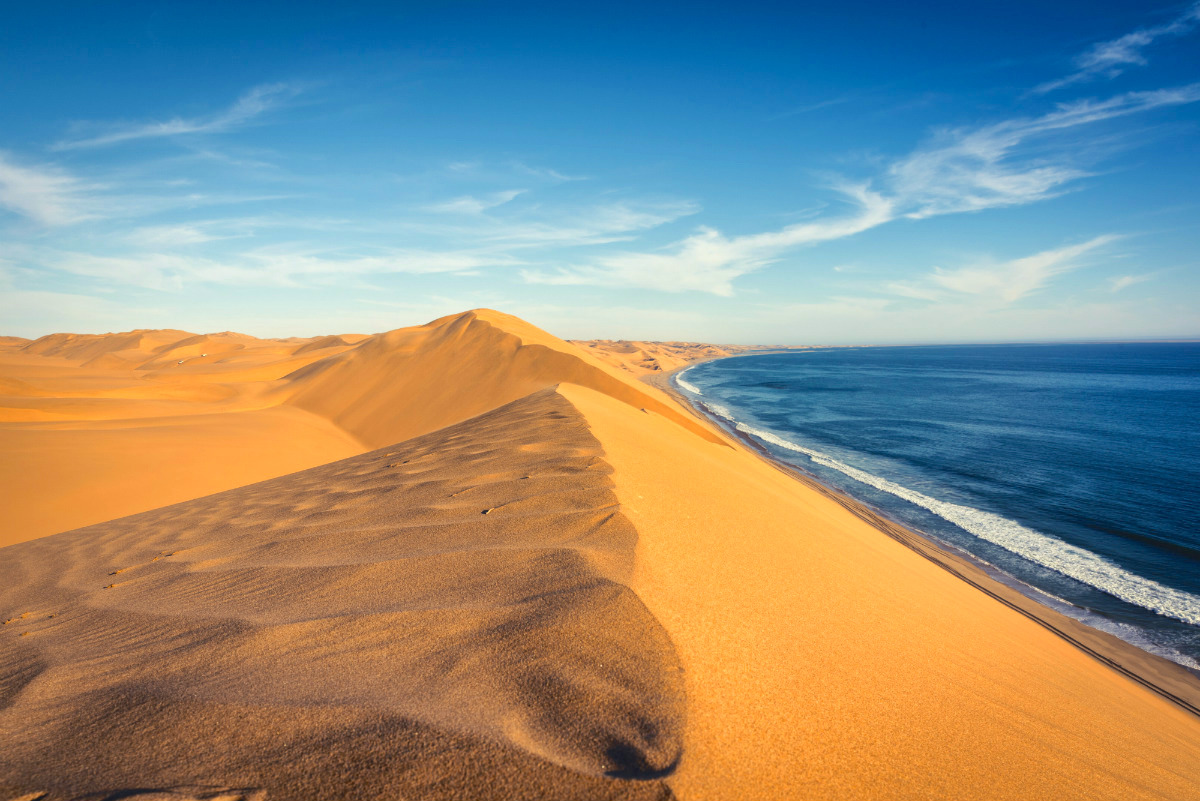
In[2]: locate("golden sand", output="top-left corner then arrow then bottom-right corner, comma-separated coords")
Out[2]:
1,310 -> 1198,799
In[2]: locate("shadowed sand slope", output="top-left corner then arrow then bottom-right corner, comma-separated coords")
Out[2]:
0,388 -> 683,801
283,309 -> 722,449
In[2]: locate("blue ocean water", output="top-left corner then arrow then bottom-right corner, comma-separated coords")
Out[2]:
676,343 -> 1200,669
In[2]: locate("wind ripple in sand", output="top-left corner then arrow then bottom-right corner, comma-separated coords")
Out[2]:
0,388 -> 683,801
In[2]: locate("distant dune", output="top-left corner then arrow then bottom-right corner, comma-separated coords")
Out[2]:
0,327 -> 365,543
2,310 -> 1198,799
569,339 -> 748,374
0,311 -> 718,544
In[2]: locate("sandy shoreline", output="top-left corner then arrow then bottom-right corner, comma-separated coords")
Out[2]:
648,359 -> 1200,717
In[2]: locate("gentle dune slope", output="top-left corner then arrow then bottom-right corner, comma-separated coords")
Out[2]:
0,388 -> 682,801
0,332 -> 365,545
0,408 -> 364,541
561,382 -> 1200,799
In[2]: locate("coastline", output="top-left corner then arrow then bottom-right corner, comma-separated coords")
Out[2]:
647,358 -> 1200,718
5,314 -> 1200,798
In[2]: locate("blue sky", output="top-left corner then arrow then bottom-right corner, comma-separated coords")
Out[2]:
1,1 -> 1197,343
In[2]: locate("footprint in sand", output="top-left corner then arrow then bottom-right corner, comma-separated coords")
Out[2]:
1,611 -> 56,636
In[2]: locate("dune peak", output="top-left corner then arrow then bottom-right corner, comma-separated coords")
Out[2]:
283,309 -> 726,449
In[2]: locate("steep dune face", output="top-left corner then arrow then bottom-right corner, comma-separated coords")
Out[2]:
0,388 -> 683,801
284,309 -> 724,449
562,383 -> 1200,800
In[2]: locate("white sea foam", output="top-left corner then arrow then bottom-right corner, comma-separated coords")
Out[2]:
700,400 -> 734,420
675,368 -> 703,395
701,402 -> 1200,627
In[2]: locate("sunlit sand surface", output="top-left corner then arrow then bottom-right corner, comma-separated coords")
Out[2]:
2,310 -> 1198,799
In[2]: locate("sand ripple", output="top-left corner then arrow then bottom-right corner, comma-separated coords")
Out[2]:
0,388 -> 682,800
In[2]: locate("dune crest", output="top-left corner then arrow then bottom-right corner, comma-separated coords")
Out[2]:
0,310 -> 723,545
283,309 -> 724,449
0,388 -> 682,800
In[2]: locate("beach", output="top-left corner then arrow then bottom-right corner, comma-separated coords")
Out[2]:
2,309 -> 1199,800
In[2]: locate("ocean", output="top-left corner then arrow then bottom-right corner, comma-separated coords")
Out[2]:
675,343 -> 1200,669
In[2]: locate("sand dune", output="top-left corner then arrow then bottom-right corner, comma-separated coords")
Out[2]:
570,339 -> 832,376
564,382 -> 1200,799
291,334 -> 356,355
2,310 -> 1199,799
0,331 -> 365,545
1,388 -> 682,800
0,311 -> 721,545
282,310 -> 721,449
569,339 -> 761,375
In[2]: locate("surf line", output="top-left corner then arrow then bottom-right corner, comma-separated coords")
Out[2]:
674,367 -> 703,396
699,400 -> 1200,628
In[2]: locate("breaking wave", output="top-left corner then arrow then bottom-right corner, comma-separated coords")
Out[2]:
675,368 -> 703,395
699,401 -> 1200,627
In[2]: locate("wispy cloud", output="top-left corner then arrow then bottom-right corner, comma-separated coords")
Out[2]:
28,246 -> 518,292
0,152 -> 93,225
888,236 -> 1120,304
1108,273 -> 1153,292
9,193 -> 696,291
524,185 -> 892,295
769,95 -> 856,120
402,199 -> 700,250
475,201 -> 699,247
510,161 -> 588,181
124,222 -> 247,248
425,189 -> 525,215
53,83 -> 304,150
889,84 -> 1200,218
526,83 -> 1198,295
1035,2 -> 1200,94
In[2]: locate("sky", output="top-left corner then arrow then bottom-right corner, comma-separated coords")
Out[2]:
1,0 -> 1197,344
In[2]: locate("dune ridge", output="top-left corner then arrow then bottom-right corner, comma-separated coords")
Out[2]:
0,310 -> 720,545
0,388 -> 682,800
3,309 -> 1200,799
282,309 -> 723,449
